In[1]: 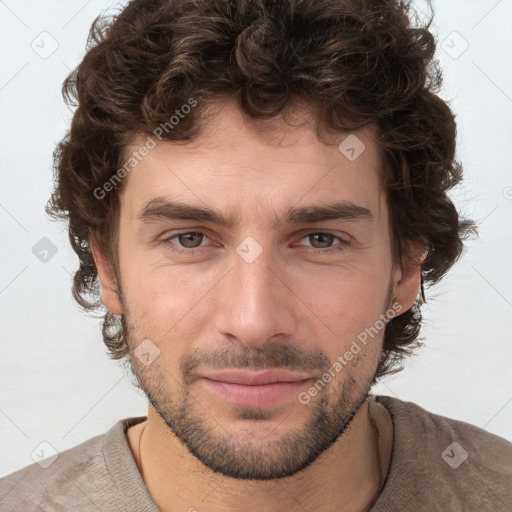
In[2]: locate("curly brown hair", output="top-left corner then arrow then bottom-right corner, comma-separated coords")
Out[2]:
46,0 -> 477,378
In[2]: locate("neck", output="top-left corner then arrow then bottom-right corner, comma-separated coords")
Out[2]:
127,396 -> 393,512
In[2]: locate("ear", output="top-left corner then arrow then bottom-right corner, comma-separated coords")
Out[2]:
391,240 -> 428,313
89,232 -> 124,315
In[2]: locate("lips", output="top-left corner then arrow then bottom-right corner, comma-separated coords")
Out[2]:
198,369 -> 314,407
199,369 -> 312,386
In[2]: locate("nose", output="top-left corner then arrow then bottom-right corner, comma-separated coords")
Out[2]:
214,240 -> 297,349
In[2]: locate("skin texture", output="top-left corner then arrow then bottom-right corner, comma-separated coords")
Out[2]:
91,98 -> 425,511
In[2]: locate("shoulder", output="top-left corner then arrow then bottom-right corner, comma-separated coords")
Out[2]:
0,417 -> 146,512
372,395 -> 512,512
377,394 -> 512,467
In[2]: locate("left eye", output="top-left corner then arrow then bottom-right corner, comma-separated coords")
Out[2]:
162,231 -> 347,254
297,232 -> 343,250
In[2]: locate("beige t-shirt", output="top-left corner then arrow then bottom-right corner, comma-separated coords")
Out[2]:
1,394 -> 511,511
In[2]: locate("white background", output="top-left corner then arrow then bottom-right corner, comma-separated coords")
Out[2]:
0,0 -> 511,478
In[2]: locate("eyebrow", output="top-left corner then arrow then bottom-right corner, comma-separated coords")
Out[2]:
137,197 -> 374,228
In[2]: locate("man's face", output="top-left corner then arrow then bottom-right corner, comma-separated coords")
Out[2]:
100,99 -> 405,480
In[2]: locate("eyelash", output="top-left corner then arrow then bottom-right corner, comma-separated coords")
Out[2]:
160,231 -> 348,256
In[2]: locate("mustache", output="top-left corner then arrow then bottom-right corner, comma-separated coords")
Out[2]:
181,342 -> 331,385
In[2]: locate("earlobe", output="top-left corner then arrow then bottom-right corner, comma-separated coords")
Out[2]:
392,240 -> 428,313
89,232 -> 124,315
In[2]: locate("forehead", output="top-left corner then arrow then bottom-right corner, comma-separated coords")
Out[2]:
119,98 -> 388,225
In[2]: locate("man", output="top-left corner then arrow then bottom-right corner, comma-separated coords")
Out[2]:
1,0 -> 510,511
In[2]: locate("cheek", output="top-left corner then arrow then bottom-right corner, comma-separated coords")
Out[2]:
294,266 -> 390,357
121,260 -> 216,341
302,261 -> 387,312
